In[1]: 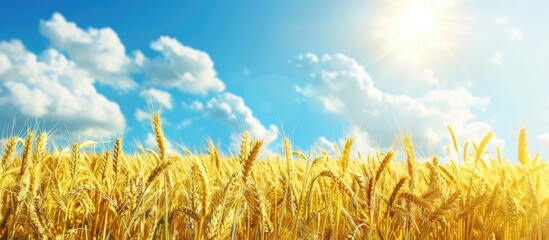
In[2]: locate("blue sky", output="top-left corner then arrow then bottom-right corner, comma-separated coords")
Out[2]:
0,0 -> 548,159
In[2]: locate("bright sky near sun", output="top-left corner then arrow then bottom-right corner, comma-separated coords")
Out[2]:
0,0 -> 548,159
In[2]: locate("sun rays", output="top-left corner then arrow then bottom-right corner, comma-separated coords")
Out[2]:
371,0 -> 470,65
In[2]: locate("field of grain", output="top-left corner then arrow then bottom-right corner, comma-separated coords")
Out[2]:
1,111 -> 548,239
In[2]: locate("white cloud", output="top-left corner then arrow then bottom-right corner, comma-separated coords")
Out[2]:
135,108 -> 149,122
314,136 -> 334,153
243,67 -> 250,76
510,28 -> 523,41
177,119 -> 193,129
438,0 -> 458,7
39,13 -> 136,90
189,92 -> 278,147
40,13 -> 227,96
139,88 -> 173,110
420,69 -> 439,86
0,40 -> 126,137
315,94 -> 344,113
538,133 -> 549,150
314,127 -> 377,155
293,53 -> 504,152
183,101 -> 203,111
492,51 -> 503,65
494,16 -> 507,25
350,126 -> 378,152
1,12 -> 267,146
142,36 -> 225,95
0,53 -> 11,74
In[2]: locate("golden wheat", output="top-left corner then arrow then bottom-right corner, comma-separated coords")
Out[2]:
0,118 -> 546,239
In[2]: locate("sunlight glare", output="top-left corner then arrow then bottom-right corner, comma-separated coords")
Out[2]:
372,0 -> 465,65
403,6 -> 434,37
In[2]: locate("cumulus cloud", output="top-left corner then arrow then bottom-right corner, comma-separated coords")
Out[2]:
40,13 -> 227,96
1,12 -> 275,148
141,36 -> 225,95
177,119 -> 193,129
314,126 -> 377,156
0,53 -> 10,74
39,13 -> 137,90
538,133 -> 549,150
420,69 -> 439,86
0,40 -> 126,137
314,136 -> 335,152
139,88 -> 173,110
492,51 -> 503,65
494,16 -> 508,25
243,67 -> 251,76
183,101 -> 203,111
293,53 -> 503,152
135,108 -> 149,122
510,28 -> 523,41
189,92 -> 278,147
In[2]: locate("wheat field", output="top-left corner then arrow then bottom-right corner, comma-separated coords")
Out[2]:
0,111 -> 548,239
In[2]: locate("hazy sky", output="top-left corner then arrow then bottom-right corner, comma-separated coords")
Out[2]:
0,0 -> 548,160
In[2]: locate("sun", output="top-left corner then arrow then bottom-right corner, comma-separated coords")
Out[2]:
372,0 -> 466,65
403,5 -> 435,36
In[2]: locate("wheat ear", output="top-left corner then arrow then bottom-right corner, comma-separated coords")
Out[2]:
33,132 -> 47,164
404,138 -> 415,190
152,112 -> 167,162
18,131 -> 34,183
341,138 -> 354,173
1,137 -> 18,174
388,177 -> 407,212
517,128 -> 529,165
239,131 -> 250,163
242,140 -> 263,183
70,143 -> 80,184
375,151 -> 394,182
447,125 -> 459,154
474,132 -> 493,164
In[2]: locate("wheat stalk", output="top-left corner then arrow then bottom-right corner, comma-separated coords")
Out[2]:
242,140 -> 262,183
1,137 -> 18,171
17,131 -> 34,183
113,137 -> 122,184
341,138 -> 354,174
208,141 -> 220,168
404,137 -> 415,190
283,138 -> 294,182
375,151 -> 394,182
315,170 -> 365,206
474,132 -> 493,164
401,192 -> 430,209
70,143 -> 80,184
100,149 -> 111,184
388,177 -> 407,212
33,132 -> 47,164
150,109 -> 170,240
447,125 -> 459,154
239,131 -> 250,163
517,128 -> 529,166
